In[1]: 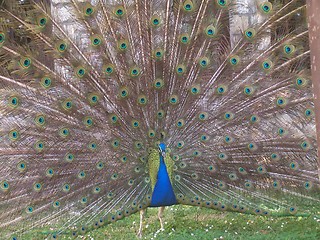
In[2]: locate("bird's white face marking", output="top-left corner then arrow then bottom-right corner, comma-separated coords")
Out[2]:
159,143 -> 166,158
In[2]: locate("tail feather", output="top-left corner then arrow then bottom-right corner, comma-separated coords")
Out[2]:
0,0 -> 319,238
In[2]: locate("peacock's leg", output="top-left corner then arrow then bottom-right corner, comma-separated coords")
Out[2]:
138,209 -> 146,238
158,206 -> 165,230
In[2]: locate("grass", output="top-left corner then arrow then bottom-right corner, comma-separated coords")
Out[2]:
18,205 -> 320,240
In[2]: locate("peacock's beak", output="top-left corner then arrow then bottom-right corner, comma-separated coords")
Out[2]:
161,151 -> 166,158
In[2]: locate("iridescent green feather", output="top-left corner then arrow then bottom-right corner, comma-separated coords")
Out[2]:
164,152 -> 175,184
148,149 -> 160,191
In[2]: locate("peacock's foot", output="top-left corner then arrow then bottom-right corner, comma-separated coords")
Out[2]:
137,230 -> 143,238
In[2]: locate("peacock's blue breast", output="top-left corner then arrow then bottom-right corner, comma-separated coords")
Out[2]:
150,157 -> 177,207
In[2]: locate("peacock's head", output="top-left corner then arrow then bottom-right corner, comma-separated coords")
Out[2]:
158,142 -> 166,157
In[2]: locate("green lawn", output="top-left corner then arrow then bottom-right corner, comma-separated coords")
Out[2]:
20,205 -> 320,240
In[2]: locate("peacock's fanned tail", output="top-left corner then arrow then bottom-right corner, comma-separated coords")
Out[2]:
0,0 -> 319,238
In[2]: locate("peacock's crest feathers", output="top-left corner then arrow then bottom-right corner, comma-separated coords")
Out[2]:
0,0 -> 319,238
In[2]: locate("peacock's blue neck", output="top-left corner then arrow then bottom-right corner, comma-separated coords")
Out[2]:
150,154 -> 177,207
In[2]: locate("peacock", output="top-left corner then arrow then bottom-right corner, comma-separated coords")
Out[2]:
0,0 -> 319,239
